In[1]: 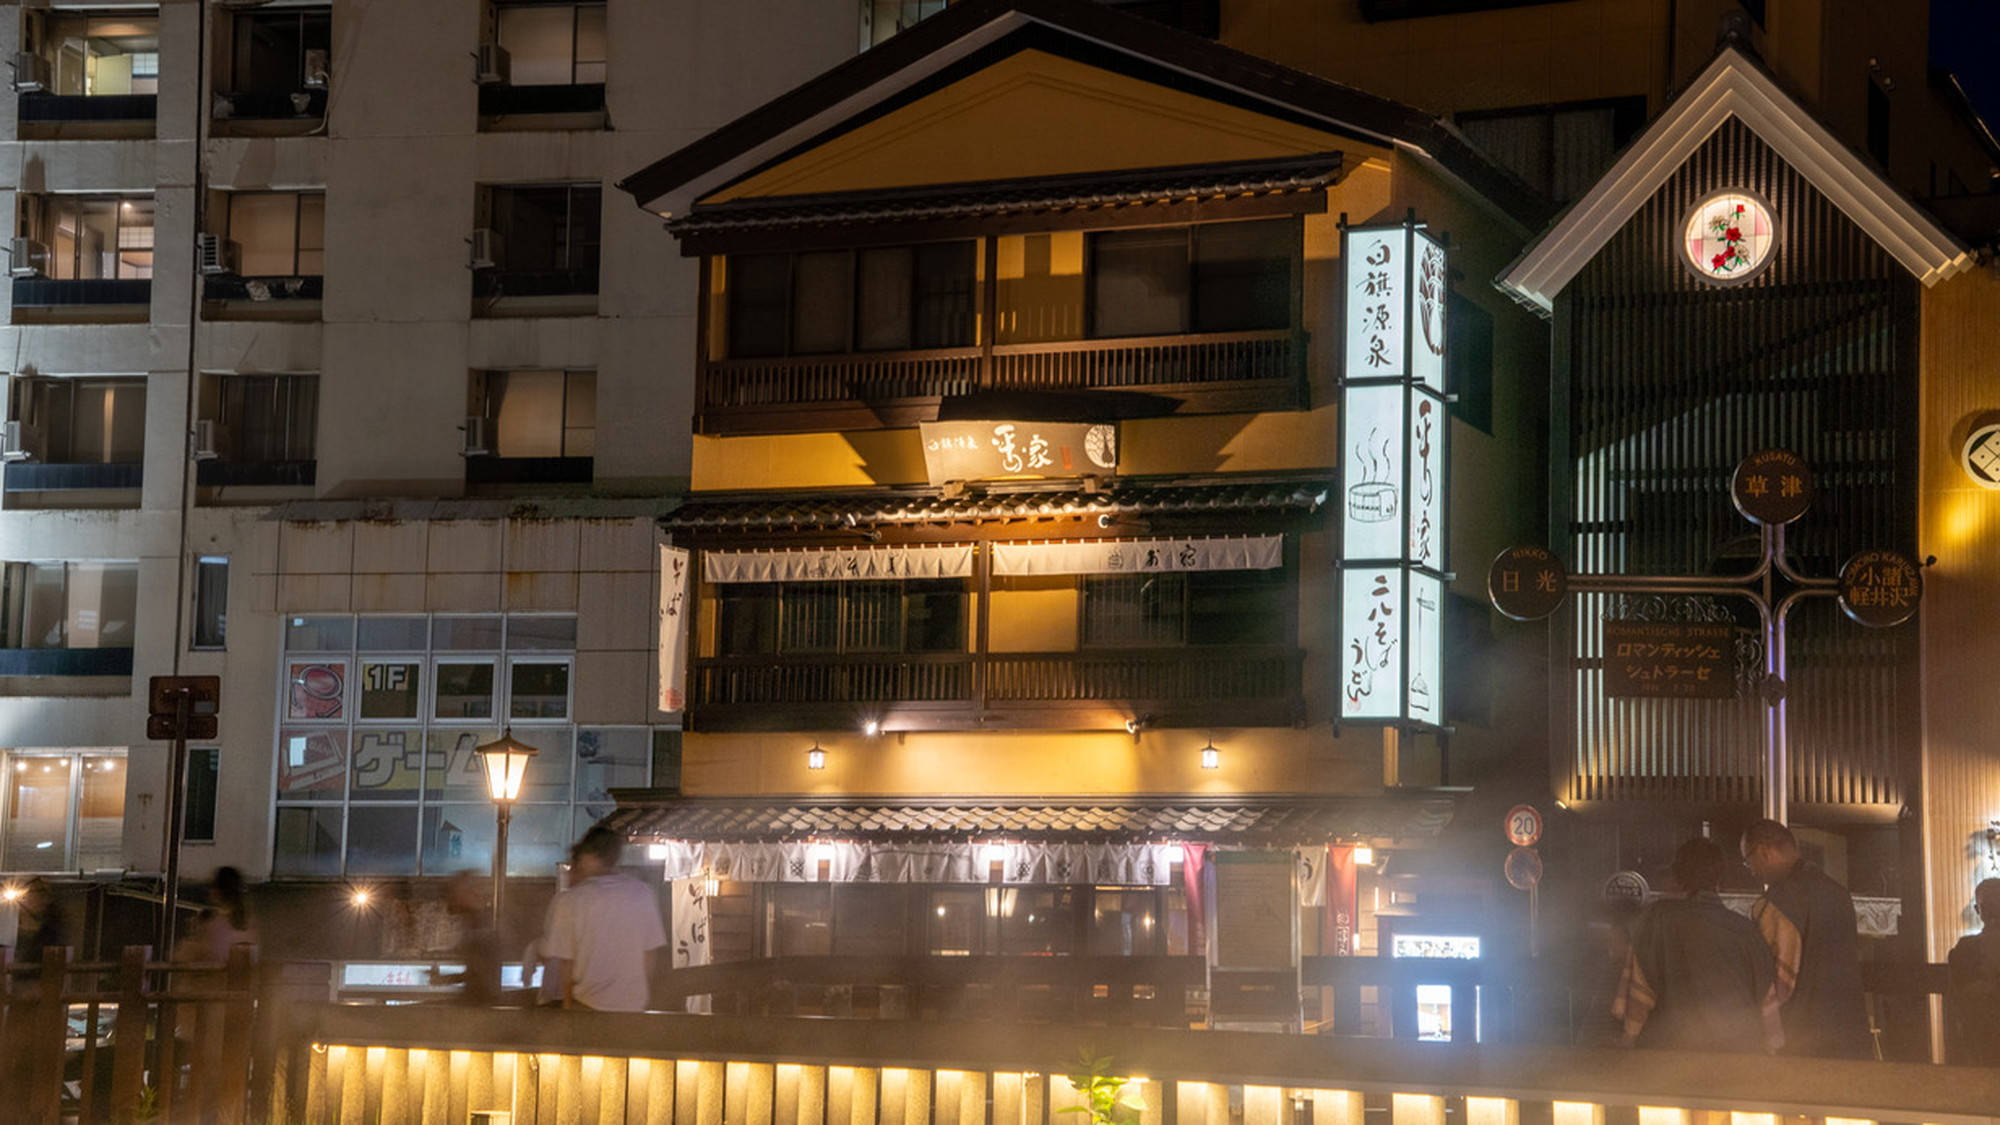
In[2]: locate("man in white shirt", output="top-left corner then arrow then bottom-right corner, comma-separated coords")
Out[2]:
539,826 -> 667,1012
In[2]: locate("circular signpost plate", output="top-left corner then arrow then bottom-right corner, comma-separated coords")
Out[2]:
1504,804 -> 1544,847
1963,423 -> 2000,490
1505,847 -> 1543,890
1602,870 -> 1650,905
1731,449 -> 1815,525
1837,549 -> 1923,628
1488,545 -> 1567,622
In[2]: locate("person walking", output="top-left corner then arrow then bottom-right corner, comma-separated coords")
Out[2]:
538,826 -> 666,1012
1945,877 -> 2000,1065
1614,837 -> 1781,1052
431,871 -> 504,1005
1739,819 -> 1874,1059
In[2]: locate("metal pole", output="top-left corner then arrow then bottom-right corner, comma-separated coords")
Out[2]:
159,689 -> 190,955
493,802 -> 512,932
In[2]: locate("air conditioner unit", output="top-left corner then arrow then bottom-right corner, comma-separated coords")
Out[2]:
195,234 -> 240,275
461,415 -> 491,457
2,419 -> 35,462
8,237 -> 47,279
303,48 -> 329,89
474,43 -> 510,86
468,227 -> 500,270
191,419 -> 220,461
10,52 -> 49,93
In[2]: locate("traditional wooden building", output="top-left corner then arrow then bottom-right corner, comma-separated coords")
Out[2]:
611,0 -> 1553,1001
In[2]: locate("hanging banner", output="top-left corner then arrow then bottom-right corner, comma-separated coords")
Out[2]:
920,420 -> 1118,483
703,544 -> 975,583
658,545 -> 689,713
992,535 -> 1281,577
1326,845 -> 1359,956
1339,218 -> 1450,728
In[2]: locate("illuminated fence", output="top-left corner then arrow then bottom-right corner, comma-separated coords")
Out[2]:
280,1007 -> 2000,1125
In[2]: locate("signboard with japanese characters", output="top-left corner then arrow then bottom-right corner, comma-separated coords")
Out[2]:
1837,548 -> 1923,628
1487,545 -> 1567,621
1602,620 -> 1736,699
918,420 -> 1117,484
1338,219 -> 1450,727
658,545 -> 689,714
1730,448 -> 1814,525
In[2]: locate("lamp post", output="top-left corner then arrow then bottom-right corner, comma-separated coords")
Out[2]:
474,728 -> 540,930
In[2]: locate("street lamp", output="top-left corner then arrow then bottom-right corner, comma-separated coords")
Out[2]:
474,727 -> 540,929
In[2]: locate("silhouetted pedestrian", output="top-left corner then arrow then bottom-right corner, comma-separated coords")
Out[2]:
539,827 -> 666,1011
1614,837 -> 1780,1052
431,871 -> 504,1005
1945,877 -> 2000,1065
1740,820 -> 1873,1059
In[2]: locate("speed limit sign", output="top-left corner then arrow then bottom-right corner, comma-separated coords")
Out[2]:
1505,804 -> 1543,847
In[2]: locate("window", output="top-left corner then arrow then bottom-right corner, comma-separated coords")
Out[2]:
726,241 -> 976,358
716,580 -> 967,656
225,8 -> 331,96
495,1 -> 606,86
475,369 -> 594,458
272,613 -> 646,878
22,196 -> 155,281
226,193 -> 326,277
214,374 -> 317,462
1456,97 -> 1644,203
862,0 -> 947,48
18,378 -> 147,464
1,562 -> 137,652
35,14 -> 160,97
1087,219 -> 1295,338
2,751 -> 124,872
192,557 -> 228,650
184,747 -> 220,844
1082,569 -> 1287,648
477,184 -> 601,296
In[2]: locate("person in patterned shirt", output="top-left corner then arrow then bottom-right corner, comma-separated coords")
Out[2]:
1740,819 -> 1874,1059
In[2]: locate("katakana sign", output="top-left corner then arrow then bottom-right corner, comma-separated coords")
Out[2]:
1602,620 -> 1736,699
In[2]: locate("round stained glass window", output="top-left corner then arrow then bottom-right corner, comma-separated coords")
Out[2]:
1683,191 -> 1776,282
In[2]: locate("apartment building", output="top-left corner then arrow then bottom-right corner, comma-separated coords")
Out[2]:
0,0 -> 868,951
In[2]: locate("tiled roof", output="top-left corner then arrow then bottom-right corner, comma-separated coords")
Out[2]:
660,475 -> 1332,532
666,156 -> 1343,236
602,794 -> 1458,846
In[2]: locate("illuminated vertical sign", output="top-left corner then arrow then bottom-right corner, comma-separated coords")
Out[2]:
1339,220 -> 1449,726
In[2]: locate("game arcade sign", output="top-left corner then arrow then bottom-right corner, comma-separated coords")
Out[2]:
1338,219 -> 1448,728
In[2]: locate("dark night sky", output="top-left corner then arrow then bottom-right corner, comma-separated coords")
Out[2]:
1930,0 -> 2000,145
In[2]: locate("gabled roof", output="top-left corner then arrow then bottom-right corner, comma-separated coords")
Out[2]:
1498,45 -> 1975,312
616,0 -> 1548,231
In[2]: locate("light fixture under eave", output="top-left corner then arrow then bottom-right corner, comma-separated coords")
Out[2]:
1199,742 -> 1220,770
1352,845 -> 1376,867
807,742 -> 826,770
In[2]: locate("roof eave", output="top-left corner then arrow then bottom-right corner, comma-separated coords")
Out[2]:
1497,45 -> 1975,312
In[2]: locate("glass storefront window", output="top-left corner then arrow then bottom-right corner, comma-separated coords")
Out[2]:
509,660 -> 570,719
434,661 -> 495,719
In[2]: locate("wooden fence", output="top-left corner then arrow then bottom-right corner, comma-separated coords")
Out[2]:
0,945 -> 259,1125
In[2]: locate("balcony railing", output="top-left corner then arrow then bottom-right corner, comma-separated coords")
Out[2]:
201,274 -> 323,303
11,278 -> 151,308
0,647 -> 134,676
697,329 -> 1305,432
17,92 -> 157,123
213,88 -> 328,120
2,461 -> 143,492
478,82 -> 607,117
690,646 -> 1300,729
195,459 -> 317,488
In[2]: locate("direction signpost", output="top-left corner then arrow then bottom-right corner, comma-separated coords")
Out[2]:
150,675 -> 220,952
1488,449 -> 1923,824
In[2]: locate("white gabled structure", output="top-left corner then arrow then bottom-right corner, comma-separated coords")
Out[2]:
1498,45 -> 1976,313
